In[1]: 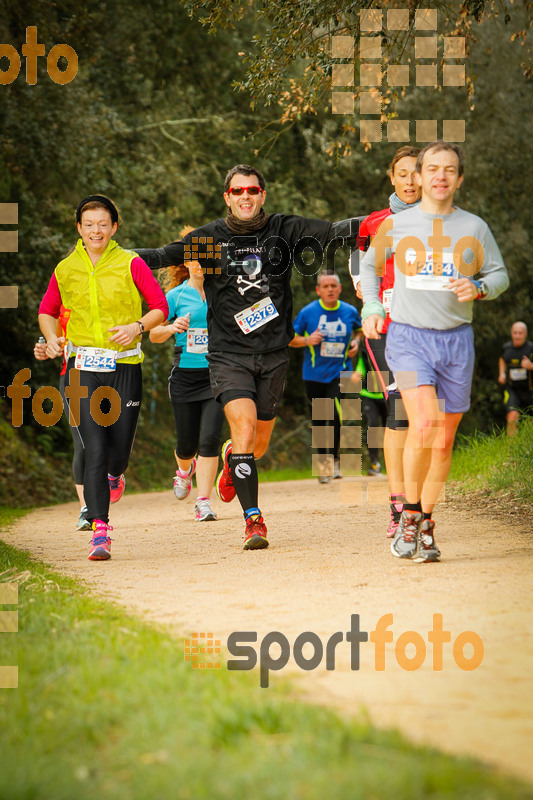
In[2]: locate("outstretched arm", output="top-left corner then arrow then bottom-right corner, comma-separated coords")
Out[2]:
328,216 -> 366,251
135,240 -> 187,271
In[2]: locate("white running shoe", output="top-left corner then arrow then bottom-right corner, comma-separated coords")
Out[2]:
77,506 -> 91,531
173,459 -> 196,500
194,498 -> 217,522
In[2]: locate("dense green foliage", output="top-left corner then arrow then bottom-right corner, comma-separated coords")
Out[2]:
181,0 -> 532,117
0,1 -> 531,499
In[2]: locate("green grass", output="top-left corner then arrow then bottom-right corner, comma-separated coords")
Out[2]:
450,417 -> 533,504
1,511 -> 532,799
259,465 -> 311,482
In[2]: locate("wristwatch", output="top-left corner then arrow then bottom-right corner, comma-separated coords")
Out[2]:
137,320 -> 145,334
472,280 -> 488,300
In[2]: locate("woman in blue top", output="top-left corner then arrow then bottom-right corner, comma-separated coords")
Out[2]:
150,253 -> 225,521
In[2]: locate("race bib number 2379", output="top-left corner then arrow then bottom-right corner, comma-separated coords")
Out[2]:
234,296 -> 279,334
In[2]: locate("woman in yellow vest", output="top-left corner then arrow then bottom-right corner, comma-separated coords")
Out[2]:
39,195 -> 168,561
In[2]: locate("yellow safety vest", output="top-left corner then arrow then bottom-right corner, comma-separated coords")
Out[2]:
55,239 -> 143,365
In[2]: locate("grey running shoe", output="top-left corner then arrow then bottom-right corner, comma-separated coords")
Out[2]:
391,510 -> 422,559
367,461 -> 381,476
77,506 -> 91,532
173,458 -> 196,500
194,498 -> 217,522
333,457 -> 342,479
414,519 -> 441,563
317,455 -> 332,484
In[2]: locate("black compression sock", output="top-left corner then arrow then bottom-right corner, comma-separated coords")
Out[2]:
423,512 -> 432,520
404,502 -> 422,512
230,453 -> 258,514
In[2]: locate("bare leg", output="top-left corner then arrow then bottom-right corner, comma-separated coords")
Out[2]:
75,484 -> 85,507
195,455 -> 218,499
401,385 -> 445,504
383,427 -> 407,496
506,410 -> 519,436
223,398 -> 276,457
420,412 -> 462,513
223,398 -> 257,452
175,452 -> 194,474
255,418 -> 276,458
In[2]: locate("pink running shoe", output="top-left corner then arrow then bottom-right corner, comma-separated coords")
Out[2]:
387,501 -> 403,538
88,520 -> 112,561
173,458 -> 197,500
108,474 -> 126,504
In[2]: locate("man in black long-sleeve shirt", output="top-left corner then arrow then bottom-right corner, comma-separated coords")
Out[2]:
137,163 -> 362,551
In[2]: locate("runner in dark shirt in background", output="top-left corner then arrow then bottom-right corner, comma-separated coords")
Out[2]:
498,321 -> 533,435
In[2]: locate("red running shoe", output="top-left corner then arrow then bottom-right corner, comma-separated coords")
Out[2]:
216,440 -> 236,503
108,474 -> 125,504
243,515 -> 269,550
88,520 -> 112,561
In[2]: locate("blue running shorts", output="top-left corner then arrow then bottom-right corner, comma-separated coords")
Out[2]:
385,321 -> 475,414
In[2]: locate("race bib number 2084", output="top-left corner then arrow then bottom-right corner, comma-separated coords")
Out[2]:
404,252 -> 458,291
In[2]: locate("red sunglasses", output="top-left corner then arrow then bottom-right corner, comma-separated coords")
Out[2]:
227,186 -> 263,196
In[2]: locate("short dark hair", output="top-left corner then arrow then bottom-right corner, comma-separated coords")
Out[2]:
388,146 -> 420,176
316,270 -> 340,287
416,141 -> 465,176
76,194 -> 120,225
224,164 -> 266,192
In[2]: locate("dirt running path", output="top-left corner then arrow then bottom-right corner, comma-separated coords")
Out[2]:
5,478 -> 533,782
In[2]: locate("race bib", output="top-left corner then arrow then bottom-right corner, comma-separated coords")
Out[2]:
509,368 -> 527,381
74,346 -> 117,372
320,341 -> 345,358
234,296 -> 279,334
382,288 -> 393,313
186,328 -> 208,354
404,251 -> 458,291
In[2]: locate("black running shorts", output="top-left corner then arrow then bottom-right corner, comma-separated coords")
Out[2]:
364,335 -> 408,431
207,348 -> 289,421
504,387 -> 533,414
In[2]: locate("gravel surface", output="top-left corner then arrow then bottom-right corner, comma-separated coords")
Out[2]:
6,477 -> 533,781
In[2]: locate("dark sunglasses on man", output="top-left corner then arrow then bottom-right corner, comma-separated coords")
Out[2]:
226,186 -> 263,196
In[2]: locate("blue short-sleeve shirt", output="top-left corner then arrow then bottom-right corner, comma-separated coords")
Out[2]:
166,281 -> 209,368
293,299 -> 361,383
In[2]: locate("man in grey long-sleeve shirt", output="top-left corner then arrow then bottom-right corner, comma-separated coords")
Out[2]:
359,141 -> 509,563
